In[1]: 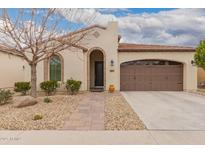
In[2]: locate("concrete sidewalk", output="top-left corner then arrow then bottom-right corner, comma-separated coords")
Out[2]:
1,131 -> 205,145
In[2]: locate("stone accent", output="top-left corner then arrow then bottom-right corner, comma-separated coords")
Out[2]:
14,96 -> 38,108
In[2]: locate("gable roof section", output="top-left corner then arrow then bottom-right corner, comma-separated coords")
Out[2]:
61,24 -> 121,42
0,25 -> 108,55
118,43 -> 195,52
60,25 -> 107,38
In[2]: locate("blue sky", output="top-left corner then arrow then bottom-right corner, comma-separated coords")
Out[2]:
2,8 -> 205,47
88,8 -> 205,47
98,8 -> 176,17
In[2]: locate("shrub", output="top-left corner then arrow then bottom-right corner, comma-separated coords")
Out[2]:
195,40 -> 205,70
14,82 -> 31,95
33,114 -> 43,120
0,89 -> 13,105
66,78 -> 82,95
40,80 -> 58,96
44,97 -> 52,103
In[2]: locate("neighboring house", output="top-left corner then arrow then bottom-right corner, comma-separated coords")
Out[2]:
198,67 -> 205,87
0,45 -> 25,88
0,22 -> 200,91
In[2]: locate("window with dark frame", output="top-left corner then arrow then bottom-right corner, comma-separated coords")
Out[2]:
50,55 -> 61,81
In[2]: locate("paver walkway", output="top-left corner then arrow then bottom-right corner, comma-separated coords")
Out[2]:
62,92 -> 105,130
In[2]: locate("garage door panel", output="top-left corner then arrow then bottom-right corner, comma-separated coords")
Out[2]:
120,60 -> 183,91
168,75 -> 183,82
167,83 -> 183,91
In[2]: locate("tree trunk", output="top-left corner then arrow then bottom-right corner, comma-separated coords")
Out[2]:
30,63 -> 37,98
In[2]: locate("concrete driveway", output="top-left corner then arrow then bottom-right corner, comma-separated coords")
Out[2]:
122,91 -> 205,130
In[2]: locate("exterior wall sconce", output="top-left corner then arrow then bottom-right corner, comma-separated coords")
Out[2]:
110,60 -> 114,66
191,60 -> 196,66
110,60 -> 115,72
22,65 -> 25,70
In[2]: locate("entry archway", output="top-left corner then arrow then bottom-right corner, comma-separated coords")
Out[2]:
87,48 -> 106,91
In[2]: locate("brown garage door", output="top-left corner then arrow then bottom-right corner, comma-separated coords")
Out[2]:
120,60 -> 183,91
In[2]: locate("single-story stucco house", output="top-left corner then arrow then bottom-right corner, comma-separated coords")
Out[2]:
0,22 -> 204,91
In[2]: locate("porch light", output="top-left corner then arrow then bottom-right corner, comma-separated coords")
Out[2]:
110,60 -> 114,66
191,60 -> 196,66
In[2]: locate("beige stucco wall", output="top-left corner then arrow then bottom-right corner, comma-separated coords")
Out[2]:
23,48 -> 86,91
0,51 -> 26,88
23,22 -> 119,91
61,49 -> 85,90
83,22 -> 119,90
198,67 -> 205,84
8,21 -> 197,92
118,51 -> 197,91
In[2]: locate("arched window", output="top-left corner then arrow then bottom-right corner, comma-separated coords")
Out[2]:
50,55 -> 61,81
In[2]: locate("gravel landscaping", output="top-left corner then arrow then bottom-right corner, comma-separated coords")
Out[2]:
0,94 -> 84,130
0,91 -> 145,130
104,92 -> 146,130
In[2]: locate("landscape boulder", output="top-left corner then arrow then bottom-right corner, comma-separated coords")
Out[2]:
14,96 -> 38,108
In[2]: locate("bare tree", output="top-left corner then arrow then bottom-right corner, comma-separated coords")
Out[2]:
0,8 -> 93,97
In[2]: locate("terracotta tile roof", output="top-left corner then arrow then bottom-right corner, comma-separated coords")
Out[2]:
118,43 -> 195,52
0,44 -> 23,57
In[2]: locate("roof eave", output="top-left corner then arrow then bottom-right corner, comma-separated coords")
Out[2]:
118,49 -> 196,52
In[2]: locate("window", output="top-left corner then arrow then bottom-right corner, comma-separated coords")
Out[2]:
50,55 -> 61,81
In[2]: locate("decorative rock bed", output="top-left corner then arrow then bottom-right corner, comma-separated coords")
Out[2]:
104,92 -> 146,130
0,94 -> 84,130
0,91 -> 145,130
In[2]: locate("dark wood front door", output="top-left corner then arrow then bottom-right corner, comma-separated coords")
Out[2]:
95,61 -> 103,86
120,60 -> 183,91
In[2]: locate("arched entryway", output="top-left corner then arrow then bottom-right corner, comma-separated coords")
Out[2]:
120,59 -> 183,91
88,49 -> 105,91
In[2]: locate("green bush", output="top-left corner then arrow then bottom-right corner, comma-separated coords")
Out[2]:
40,80 -> 58,96
0,89 -> 13,105
14,82 -> 31,95
195,40 -> 205,70
33,114 -> 43,120
66,78 -> 82,95
44,97 -> 52,103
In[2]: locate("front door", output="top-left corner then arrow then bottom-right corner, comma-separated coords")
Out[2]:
95,61 -> 103,86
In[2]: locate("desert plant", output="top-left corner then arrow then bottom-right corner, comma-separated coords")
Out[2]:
195,40 -> 205,70
0,89 -> 13,105
33,114 -> 43,120
66,78 -> 82,95
40,80 -> 58,96
14,82 -> 31,95
44,97 -> 52,103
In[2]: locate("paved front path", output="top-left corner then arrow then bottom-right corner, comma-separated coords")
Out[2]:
122,91 -> 205,130
62,93 -> 105,130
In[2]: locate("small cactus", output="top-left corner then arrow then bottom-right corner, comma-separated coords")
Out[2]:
33,114 -> 43,120
44,97 -> 52,103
